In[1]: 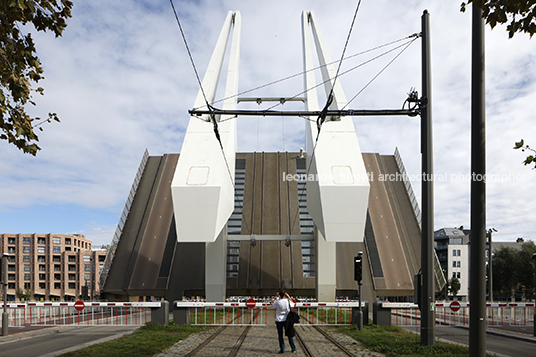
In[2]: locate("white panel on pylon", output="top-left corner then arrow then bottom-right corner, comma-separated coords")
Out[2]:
171,12 -> 240,242
302,11 -> 370,242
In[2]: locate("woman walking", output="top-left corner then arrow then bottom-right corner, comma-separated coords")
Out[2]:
272,289 -> 297,353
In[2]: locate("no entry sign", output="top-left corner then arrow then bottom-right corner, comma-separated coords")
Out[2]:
450,301 -> 461,312
246,298 -> 256,309
74,300 -> 85,311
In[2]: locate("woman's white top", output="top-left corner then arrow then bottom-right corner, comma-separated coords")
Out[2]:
273,298 -> 295,322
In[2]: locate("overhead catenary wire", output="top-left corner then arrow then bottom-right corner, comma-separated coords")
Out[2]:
194,33 -> 418,112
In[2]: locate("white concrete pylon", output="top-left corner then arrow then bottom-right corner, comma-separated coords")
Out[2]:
302,11 -> 370,242
171,11 -> 240,243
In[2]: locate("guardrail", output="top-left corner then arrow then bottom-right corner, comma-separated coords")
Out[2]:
174,301 -> 364,326
379,302 -> 535,327
1,301 -> 161,327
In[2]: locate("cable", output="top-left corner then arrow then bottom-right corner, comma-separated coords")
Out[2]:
194,34 -> 416,112
343,36 -> 418,109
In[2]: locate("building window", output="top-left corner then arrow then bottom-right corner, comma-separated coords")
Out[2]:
84,264 -> 91,271
301,240 -> 315,277
24,273 -> 31,280
24,264 -> 31,271
98,255 -> 106,262
8,247 -> 15,254
457,261 -> 461,267
54,265 -> 61,272
39,274 -> 46,280
457,272 -> 461,279
457,249 -> 461,256
68,256 -> 76,262
23,237 -> 31,244
452,249 -> 457,256
228,158 -> 246,235
8,283 -> 16,289
83,256 -> 91,262
52,256 -> 61,262
68,265 -> 76,272
39,265 -> 46,272
68,274 -> 76,280
65,238 -> 71,245
65,247 -> 71,252
54,273 -> 61,280
23,247 -> 31,253
53,237 -> 61,244
38,237 -> 46,245
68,283 -> 76,289
24,283 -> 31,289
452,261 -> 456,268
23,256 -> 31,262
8,265 -> 15,271
84,273 -> 91,281
39,283 -> 46,289
8,274 -> 15,281
226,241 -> 240,278
38,256 -> 46,262
37,247 -> 45,254
8,237 -> 15,244
54,283 -> 61,289
53,247 -> 61,253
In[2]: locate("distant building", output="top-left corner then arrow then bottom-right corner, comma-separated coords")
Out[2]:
434,228 -> 470,300
0,233 -> 107,301
434,227 -> 527,301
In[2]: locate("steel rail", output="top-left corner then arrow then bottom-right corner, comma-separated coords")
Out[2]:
185,326 -> 227,357
227,326 -> 252,357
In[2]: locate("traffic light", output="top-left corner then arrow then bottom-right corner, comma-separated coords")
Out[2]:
354,253 -> 363,282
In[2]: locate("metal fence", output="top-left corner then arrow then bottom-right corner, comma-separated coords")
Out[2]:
176,301 -> 360,326
386,302 -> 535,327
1,301 -> 160,327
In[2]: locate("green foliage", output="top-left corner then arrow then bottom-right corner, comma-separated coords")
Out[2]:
514,139 -> 536,168
493,240 -> 536,297
461,0 -> 536,38
338,324 -> 471,356
0,0 -> 73,155
449,277 -> 461,297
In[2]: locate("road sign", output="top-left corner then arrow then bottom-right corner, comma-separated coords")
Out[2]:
246,298 -> 256,309
450,301 -> 461,312
74,301 -> 85,311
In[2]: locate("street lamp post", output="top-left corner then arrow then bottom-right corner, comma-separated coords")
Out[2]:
487,228 -> 497,302
532,253 -> 536,337
2,253 -> 9,336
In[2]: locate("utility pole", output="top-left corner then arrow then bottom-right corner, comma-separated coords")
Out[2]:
2,253 -> 9,336
470,1 -> 486,356
420,9 -> 435,346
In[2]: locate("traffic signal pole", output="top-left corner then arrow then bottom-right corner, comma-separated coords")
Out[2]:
355,252 -> 363,330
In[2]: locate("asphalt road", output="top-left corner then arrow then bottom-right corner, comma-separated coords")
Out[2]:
403,325 -> 536,357
0,325 -> 139,357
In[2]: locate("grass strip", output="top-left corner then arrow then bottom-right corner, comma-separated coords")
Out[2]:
337,324 -> 489,357
58,323 -> 208,357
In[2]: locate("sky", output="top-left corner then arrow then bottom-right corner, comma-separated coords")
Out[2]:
1,0 -> 535,247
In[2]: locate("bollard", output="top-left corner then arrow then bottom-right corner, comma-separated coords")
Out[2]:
151,301 -> 169,325
373,301 -> 391,326
173,305 -> 190,325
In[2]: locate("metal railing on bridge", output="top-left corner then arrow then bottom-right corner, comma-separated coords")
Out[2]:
381,302 -> 535,328
175,301 -> 363,326
1,301 -> 160,327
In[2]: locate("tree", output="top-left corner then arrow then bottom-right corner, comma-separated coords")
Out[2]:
449,277 -> 461,298
461,0 -> 536,38
514,139 -> 536,169
493,241 -> 536,299
24,287 -> 33,301
0,0 -> 73,155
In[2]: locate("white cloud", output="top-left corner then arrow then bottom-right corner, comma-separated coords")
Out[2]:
1,0 -> 535,244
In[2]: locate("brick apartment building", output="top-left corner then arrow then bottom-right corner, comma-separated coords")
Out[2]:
1,233 -> 107,302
